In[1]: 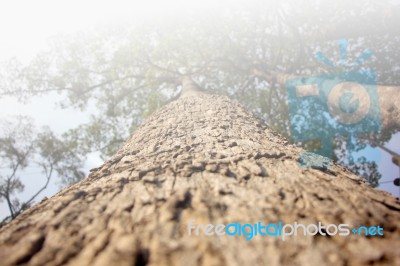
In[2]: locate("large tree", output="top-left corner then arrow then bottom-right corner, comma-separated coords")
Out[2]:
1,1 -> 399,203
0,80 -> 399,265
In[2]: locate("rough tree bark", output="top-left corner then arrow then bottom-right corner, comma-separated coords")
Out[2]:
0,83 -> 399,266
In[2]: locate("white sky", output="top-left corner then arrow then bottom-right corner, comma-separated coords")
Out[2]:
2,0 -> 256,60
0,0 -> 219,62
0,0 -> 399,219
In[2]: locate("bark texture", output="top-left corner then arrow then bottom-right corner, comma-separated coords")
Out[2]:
0,94 -> 399,266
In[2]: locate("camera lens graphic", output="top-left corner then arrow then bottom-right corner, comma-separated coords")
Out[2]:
327,82 -> 371,125
286,39 -> 381,168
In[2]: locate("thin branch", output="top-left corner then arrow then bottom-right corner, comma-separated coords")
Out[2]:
23,164 -> 53,208
144,54 -> 182,76
4,193 -> 15,219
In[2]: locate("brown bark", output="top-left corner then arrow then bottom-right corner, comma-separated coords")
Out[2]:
0,92 -> 399,266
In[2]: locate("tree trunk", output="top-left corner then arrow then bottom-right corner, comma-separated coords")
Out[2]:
0,93 -> 399,266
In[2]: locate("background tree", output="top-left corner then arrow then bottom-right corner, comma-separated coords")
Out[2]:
0,117 -> 85,224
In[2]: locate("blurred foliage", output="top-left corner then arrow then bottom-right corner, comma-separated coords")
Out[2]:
1,0 -> 399,220
0,117 -> 84,223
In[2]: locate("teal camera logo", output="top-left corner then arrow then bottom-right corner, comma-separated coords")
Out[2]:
286,40 -> 381,168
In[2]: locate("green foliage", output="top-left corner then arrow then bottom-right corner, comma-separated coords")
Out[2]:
0,117 -> 85,221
